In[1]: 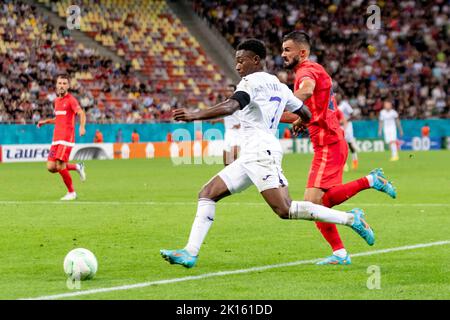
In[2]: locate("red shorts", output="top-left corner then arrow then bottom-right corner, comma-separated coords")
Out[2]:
48,144 -> 73,162
307,138 -> 348,190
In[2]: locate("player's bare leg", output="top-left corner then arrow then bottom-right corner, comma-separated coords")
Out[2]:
223,146 -> 239,166
47,161 -> 58,174
160,176 -> 231,268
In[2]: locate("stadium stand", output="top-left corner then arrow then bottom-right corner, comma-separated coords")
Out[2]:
193,0 -> 449,119
1,0 -> 447,123
0,0 -> 230,124
38,0 -> 229,110
0,0 -> 149,124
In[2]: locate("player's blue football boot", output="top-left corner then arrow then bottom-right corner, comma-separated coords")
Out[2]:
160,249 -> 198,268
349,208 -> 375,246
316,254 -> 352,265
369,168 -> 397,199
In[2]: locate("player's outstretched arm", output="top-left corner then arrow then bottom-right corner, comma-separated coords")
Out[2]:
37,118 -> 56,128
173,99 -> 241,122
77,109 -> 86,136
294,78 -> 315,102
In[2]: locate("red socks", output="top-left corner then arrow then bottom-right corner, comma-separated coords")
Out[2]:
66,163 -> 77,171
315,177 -> 370,252
59,169 -> 74,193
322,177 -> 370,208
315,222 -> 344,251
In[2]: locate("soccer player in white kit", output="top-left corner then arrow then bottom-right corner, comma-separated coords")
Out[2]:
338,94 -> 359,170
222,84 -> 241,165
161,39 -> 375,268
378,101 -> 403,161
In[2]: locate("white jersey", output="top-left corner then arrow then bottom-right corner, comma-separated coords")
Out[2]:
224,113 -> 240,130
338,99 -> 355,142
379,109 -> 399,132
235,71 -> 303,155
338,100 -> 353,121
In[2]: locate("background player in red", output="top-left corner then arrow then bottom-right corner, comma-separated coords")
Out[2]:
280,31 -> 397,265
37,74 -> 87,201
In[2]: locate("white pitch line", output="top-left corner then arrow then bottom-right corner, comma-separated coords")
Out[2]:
20,240 -> 450,300
0,201 -> 449,207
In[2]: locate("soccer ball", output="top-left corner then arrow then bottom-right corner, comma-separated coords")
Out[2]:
63,248 -> 98,280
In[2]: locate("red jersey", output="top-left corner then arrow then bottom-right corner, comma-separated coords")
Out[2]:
52,93 -> 81,146
335,107 -> 344,123
294,60 -> 343,146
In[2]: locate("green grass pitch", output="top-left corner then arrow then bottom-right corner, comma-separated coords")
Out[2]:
0,151 -> 449,300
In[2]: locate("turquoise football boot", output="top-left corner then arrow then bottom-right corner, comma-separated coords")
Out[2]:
160,249 -> 198,268
369,168 -> 397,199
349,208 -> 375,246
316,254 -> 352,265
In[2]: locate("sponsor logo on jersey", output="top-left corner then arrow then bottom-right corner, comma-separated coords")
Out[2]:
55,111 -> 67,115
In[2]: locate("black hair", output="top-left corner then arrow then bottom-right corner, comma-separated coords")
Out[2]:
56,73 -> 71,82
236,39 -> 267,60
282,31 -> 311,48
227,83 -> 237,91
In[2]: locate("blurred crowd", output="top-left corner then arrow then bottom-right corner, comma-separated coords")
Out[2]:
193,0 -> 449,119
0,0 -> 204,124
1,0 -> 448,124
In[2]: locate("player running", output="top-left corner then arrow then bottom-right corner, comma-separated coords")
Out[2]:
161,39 -> 375,268
280,31 -> 396,265
379,101 -> 403,161
37,74 -> 86,201
337,93 -> 359,170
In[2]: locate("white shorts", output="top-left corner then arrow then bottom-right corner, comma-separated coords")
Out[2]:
218,151 -> 288,193
384,129 -> 397,144
344,122 -> 355,143
223,129 -> 241,152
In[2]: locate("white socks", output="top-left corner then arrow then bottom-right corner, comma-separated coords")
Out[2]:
390,143 -> 398,158
185,198 -> 216,256
352,152 -> 358,161
333,248 -> 348,258
289,201 -> 354,226
366,174 -> 375,187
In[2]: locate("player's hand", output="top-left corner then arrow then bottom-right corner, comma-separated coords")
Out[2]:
173,108 -> 196,122
292,119 -> 307,136
37,120 -> 45,128
79,127 -> 86,136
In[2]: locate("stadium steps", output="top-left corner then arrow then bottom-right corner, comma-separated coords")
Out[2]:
166,0 -> 240,83
25,0 -> 147,83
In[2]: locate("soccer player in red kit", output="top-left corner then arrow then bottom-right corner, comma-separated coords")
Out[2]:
37,74 -> 87,201
281,31 -> 397,265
